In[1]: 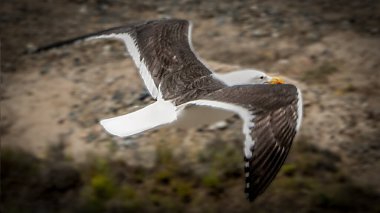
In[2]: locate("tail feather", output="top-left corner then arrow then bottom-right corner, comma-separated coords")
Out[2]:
100,100 -> 177,137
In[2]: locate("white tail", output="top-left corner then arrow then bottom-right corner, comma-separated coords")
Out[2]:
100,100 -> 177,137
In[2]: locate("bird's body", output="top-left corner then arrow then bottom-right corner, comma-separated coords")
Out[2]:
35,19 -> 303,201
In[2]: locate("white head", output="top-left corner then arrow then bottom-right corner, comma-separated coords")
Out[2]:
214,69 -> 284,86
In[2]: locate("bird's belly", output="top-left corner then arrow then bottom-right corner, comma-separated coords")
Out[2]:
171,105 -> 234,129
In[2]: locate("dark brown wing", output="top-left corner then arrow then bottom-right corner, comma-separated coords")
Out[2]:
244,101 -> 298,201
131,19 -> 223,100
192,84 -> 302,201
31,19 -> 222,100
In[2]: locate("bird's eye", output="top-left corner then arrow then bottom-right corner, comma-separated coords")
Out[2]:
260,76 -> 264,79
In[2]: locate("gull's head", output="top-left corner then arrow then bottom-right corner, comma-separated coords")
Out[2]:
215,69 -> 285,86
245,70 -> 285,85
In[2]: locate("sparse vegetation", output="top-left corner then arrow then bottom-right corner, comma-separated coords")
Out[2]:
2,138 -> 380,213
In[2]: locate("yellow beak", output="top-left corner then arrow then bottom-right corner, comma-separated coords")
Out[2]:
269,76 -> 285,84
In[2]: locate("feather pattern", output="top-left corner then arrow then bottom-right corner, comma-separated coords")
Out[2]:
32,19 -> 223,100
188,84 -> 301,201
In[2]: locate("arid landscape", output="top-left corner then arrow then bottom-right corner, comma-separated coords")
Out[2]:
1,0 -> 380,212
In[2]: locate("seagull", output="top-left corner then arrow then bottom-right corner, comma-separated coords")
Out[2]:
34,19 -> 303,201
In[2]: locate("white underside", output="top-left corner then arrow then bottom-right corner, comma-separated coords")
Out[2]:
172,104 -> 234,129
99,99 -> 239,135
100,100 -> 236,137
100,98 -> 255,158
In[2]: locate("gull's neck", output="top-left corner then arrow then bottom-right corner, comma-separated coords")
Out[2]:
213,71 -> 253,86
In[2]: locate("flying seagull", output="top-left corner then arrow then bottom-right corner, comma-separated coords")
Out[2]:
34,19 -> 303,201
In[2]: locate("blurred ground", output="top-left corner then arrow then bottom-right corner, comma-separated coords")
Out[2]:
1,0 -> 380,212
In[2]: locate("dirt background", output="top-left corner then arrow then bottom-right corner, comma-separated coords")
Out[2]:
1,0 -> 380,212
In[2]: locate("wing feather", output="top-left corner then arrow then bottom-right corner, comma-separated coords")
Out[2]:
187,84 -> 302,201
31,19 -> 219,100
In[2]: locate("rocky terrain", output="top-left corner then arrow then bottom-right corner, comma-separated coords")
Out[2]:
1,0 -> 380,212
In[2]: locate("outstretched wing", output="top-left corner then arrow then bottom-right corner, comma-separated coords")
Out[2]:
187,84 -> 303,201
32,19 -> 220,100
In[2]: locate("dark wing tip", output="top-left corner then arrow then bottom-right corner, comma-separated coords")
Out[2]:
244,156 -> 259,202
245,185 -> 260,202
27,18 -> 191,54
26,24 -> 132,54
247,194 -> 259,202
